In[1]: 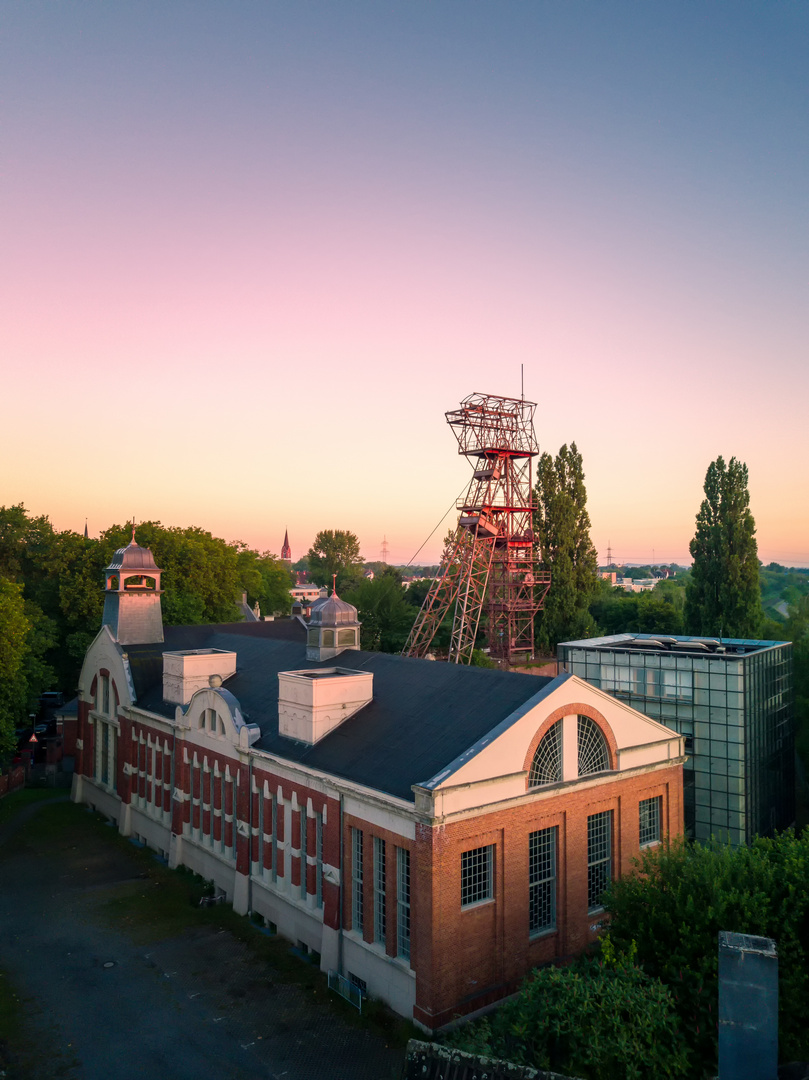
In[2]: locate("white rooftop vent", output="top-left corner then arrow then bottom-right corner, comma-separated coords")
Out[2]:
163,649 -> 237,705
278,667 -> 373,745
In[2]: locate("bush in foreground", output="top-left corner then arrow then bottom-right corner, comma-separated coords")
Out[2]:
447,940 -> 688,1080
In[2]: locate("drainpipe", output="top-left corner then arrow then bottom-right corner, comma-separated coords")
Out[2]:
338,792 -> 345,977
169,721 -> 176,832
247,755 -> 253,914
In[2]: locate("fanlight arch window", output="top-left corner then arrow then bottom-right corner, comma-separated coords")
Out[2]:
578,716 -> 610,776
528,721 -> 562,787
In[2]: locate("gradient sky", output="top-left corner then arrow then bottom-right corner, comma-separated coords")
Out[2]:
2,2 -> 807,566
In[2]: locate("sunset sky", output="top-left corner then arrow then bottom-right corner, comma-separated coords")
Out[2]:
2,2 -> 807,566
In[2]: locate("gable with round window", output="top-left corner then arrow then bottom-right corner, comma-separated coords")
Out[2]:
528,712 -> 612,788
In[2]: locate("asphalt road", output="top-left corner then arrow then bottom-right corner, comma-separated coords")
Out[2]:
0,797 -> 404,1080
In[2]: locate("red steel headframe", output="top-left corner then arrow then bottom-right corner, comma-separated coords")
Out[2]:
403,391 -> 551,664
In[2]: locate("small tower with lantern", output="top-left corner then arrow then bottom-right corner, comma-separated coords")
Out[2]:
101,528 -> 164,645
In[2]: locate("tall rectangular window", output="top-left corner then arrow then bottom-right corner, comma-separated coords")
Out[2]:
271,794 -> 277,881
461,845 -> 494,908
587,811 -> 613,912
397,847 -> 411,962
374,837 -> 386,945
300,811 -> 308,899
110,726 -> 117,793
231,775 -> 238,860
529,827 -> 557,936
101,722 -> 109,785
639,796 -> 662,847
255,788 -> 264,874
93,720 -> 102,782
351,828 -> 364,932
189,759 -> 196,836
315,813 -> 323,908
98,674 -> 110,715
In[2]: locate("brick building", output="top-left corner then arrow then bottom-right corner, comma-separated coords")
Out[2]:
72,536 -> 684,1030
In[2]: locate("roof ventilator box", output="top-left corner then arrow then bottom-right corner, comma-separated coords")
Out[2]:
162,649 -> 237,705
278,668 -> 373,744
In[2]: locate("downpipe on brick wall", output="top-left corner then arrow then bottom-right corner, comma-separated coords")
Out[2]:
338,792 -> 344,977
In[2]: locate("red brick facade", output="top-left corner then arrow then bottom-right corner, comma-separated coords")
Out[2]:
74,645 -> 684,1031
411,764 -> 682,1028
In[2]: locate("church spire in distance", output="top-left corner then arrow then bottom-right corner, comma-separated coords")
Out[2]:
281,529 -> 292,563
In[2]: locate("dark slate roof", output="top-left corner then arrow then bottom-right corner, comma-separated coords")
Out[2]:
123,619 -> 553,802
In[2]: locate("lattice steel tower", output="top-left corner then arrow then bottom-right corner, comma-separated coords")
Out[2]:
403,391 -> 550,664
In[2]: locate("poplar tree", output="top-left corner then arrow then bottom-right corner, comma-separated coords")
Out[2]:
533,443 -> 599,651
684,456 -> 763,638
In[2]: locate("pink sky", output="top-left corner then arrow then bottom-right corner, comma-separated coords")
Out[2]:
2,4 -> 807,567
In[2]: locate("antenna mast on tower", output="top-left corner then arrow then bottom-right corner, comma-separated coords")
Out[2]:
403,391 -> 550,665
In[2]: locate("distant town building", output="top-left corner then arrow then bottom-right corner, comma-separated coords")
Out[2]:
71,539 -> 685,1030
291,584 -> 327,605
558,634 -> 794,844
598,572 -> 660,593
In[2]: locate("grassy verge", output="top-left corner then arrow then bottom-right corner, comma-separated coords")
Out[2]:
0,967 -> 78,1080
97,857 -> 419,1045
2,797 -> 419,1050
0,967 -> 25,1077
0,786 -> 67,830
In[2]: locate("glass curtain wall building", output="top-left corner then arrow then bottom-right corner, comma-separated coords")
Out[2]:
558,635 -> 793,845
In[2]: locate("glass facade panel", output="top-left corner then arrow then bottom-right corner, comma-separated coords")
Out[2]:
559,637 -> 794,845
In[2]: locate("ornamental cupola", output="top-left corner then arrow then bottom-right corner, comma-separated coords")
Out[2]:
101,527 -> 164,645
305,588 -> 361,661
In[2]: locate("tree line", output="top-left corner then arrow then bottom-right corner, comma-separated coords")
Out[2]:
0,507 -> 292,761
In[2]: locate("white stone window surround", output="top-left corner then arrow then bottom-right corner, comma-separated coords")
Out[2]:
92,713 -> 118,791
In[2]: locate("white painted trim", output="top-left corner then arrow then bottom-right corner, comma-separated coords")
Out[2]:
420,755 -> 687,826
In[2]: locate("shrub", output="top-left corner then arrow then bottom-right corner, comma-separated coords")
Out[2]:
447,941 -> 689,1080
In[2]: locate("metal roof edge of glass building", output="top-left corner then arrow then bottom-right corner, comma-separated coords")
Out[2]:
559,634 -> 789,652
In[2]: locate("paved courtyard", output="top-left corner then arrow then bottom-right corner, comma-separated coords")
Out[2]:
0,796 -> 406,1080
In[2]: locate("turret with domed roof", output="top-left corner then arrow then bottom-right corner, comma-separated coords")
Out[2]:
101,527 -> 164,645
305,585 -> 361,661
